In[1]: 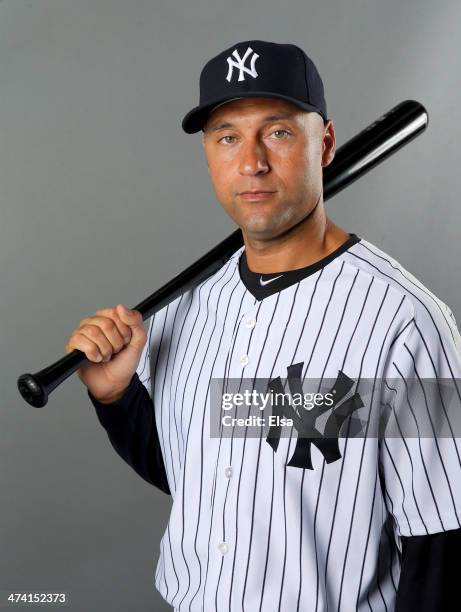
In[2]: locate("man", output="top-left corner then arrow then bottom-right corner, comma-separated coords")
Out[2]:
72,40 -> 461,610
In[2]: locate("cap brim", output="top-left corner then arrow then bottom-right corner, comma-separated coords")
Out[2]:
181,92 -> 326,134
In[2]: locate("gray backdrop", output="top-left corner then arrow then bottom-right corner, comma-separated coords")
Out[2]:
1,0 -> 460,610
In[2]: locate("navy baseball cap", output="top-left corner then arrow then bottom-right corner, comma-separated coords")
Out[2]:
181,39 -> 328,134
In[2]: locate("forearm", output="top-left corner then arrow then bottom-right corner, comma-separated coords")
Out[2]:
88,372 -> 170,495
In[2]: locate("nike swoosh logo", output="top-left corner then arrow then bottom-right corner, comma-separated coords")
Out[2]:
259,274 -> 284,286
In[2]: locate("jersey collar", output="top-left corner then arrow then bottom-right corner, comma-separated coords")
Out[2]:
238,232 -> 362,300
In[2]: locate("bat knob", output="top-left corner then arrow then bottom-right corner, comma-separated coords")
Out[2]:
17,373 -> 48,408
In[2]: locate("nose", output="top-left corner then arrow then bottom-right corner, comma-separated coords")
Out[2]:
238,138 -> 270,176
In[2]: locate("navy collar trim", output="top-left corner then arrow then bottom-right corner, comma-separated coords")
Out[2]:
238,232 -> 361,300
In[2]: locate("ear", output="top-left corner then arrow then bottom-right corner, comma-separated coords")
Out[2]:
321,119 -> 336,168
201,132 -> 210,173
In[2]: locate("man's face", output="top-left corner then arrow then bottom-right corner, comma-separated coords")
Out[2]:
201,97 -> 336,241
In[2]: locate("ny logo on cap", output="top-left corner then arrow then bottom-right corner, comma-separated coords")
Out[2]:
226,47 -> 259,82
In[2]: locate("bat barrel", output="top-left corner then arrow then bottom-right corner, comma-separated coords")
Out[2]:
323,99 -> 428,199
17,100 -> 429,407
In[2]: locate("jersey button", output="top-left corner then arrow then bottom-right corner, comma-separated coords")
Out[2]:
240,354 -> 249,366
218,542 -> 229,555
243,317 -> 256,329
224,466 -> 233,478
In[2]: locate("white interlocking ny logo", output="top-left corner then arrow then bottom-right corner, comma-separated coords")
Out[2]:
226,47 -> 259,82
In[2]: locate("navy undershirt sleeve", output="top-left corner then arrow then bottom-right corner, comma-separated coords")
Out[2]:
395,528 -> 461,611
87,372 -> 170,495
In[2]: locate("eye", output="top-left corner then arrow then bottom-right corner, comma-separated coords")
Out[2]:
271,129 -> 290,139
218,135 -> 237,145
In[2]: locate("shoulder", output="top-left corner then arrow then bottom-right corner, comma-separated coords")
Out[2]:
342,236 -> 459,349
187,244 -> 244,300
146,245 -> 244,329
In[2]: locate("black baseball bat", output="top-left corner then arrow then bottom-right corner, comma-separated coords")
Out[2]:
17,99 -> 428,407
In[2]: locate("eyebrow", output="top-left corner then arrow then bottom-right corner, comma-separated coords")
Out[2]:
205,113 -> 297,133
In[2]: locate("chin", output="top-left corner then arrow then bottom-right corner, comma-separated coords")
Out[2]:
242,210 -> 293,234
241,217 -> 273,233
241,222 -> 282,240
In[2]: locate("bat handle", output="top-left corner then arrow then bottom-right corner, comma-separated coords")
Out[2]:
17,349 -> 88,408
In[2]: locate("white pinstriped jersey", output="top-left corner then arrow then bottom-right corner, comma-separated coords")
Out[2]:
135,233 -> 461,611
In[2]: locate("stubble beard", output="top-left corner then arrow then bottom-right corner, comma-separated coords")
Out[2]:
238,195 -> 313,242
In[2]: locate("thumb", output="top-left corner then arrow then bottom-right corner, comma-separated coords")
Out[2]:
116,304 -> 146,349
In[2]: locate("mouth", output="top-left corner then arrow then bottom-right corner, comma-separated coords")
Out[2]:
239,191 -> 277,201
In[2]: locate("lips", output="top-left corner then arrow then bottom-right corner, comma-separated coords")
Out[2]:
239,191 -> 276,201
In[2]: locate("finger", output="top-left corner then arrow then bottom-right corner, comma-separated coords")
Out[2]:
80,313 -> 132,346
79,326 -> 115,361
82,320 -> 127,359
67,332 -> 104,362
114,304 -> 146,349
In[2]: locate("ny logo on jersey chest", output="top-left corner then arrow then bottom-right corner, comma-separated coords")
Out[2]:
266,363 -> 364,470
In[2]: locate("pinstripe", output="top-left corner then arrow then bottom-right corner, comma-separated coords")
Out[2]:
356,242 -> 457,344
187,273 -> 243,610
337,282 -> 392,609
315,273 -> 378,611
382,510 -> 399,593
161,291 -> 195,488
296,260 -> 350,610
352,296 -> 409,610
361,467 -> 381,611
137,311 -> 157,384
178,267 -> 240,609
321,268 -> 362,610
348,248 -> 461,401
404,337 -> 460,523
411,321 -> 461,470
208,291 -> 251,512
380,438 -> 412,535
389,392 -> 429,533
224,298 -> 270,610
170,261 -> 236,607
162,293 -> 188,490
242,288 -> 301,609
265,268 -> 326,612
201,290 -> 253,610
158,293 -> 195,596
393,362 -> 445,531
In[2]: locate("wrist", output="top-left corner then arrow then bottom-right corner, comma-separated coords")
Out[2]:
96,388 -> 128,404
94,379 -> 135,404
90,373 -> 139,405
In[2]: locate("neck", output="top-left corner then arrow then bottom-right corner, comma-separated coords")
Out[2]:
241,199 -> 350,274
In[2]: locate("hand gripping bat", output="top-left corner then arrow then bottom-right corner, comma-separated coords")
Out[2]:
17,100 -> 428,407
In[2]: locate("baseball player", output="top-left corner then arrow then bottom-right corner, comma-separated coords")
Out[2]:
66,40 -> 461,611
